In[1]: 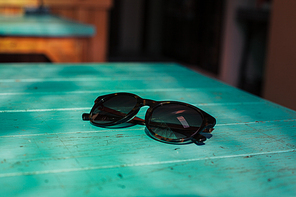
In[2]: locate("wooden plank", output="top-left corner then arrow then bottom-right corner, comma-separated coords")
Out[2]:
1,103 -> 295,136
0,89 -> 266,110
0,62 -> 227,80
0,151 -> 295,196
0,76 -> 230,93
1,120 -> 295,160
0,123 -> 295,177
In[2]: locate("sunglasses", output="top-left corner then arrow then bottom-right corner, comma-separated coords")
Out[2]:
82,93 -> 216,144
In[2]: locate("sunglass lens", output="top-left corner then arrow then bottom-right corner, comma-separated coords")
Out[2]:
148,104 -> 203,141
91,94 -> 137,124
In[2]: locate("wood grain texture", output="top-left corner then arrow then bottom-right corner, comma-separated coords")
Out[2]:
0,63 -> 295,196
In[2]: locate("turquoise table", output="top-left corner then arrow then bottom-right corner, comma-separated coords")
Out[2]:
0,14 -> 95,37
0,14 -> 95,62
0,63 -> 295,196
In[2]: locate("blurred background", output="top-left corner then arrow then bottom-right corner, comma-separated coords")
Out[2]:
108,0 -> 270,97
0,0 -> 295,111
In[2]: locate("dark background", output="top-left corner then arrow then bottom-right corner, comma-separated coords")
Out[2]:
108,0 -> 225,75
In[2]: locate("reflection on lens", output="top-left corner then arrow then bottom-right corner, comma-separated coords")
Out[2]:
148,104 -> 203,140
91,95 -> 137,124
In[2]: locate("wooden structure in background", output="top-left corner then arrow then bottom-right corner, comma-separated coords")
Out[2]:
263,0 -> 296,110
0,0 -> 113,62
0,37 -> 85,63
0,14 -> 95,63
49,0 -> 113,62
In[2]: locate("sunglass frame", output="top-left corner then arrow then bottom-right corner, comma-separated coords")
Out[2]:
84,92 -> 216,144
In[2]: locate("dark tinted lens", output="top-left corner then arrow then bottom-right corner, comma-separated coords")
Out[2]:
148,104 -> 203,140
91,95 -> 137,124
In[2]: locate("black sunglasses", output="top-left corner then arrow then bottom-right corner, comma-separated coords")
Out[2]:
82,93 -> 216,144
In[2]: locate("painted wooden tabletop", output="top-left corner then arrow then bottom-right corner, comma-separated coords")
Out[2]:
0,14 -> 95,37
0,63 -> 295,196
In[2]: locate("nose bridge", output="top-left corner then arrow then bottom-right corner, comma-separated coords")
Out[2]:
142,99 -> 157,107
